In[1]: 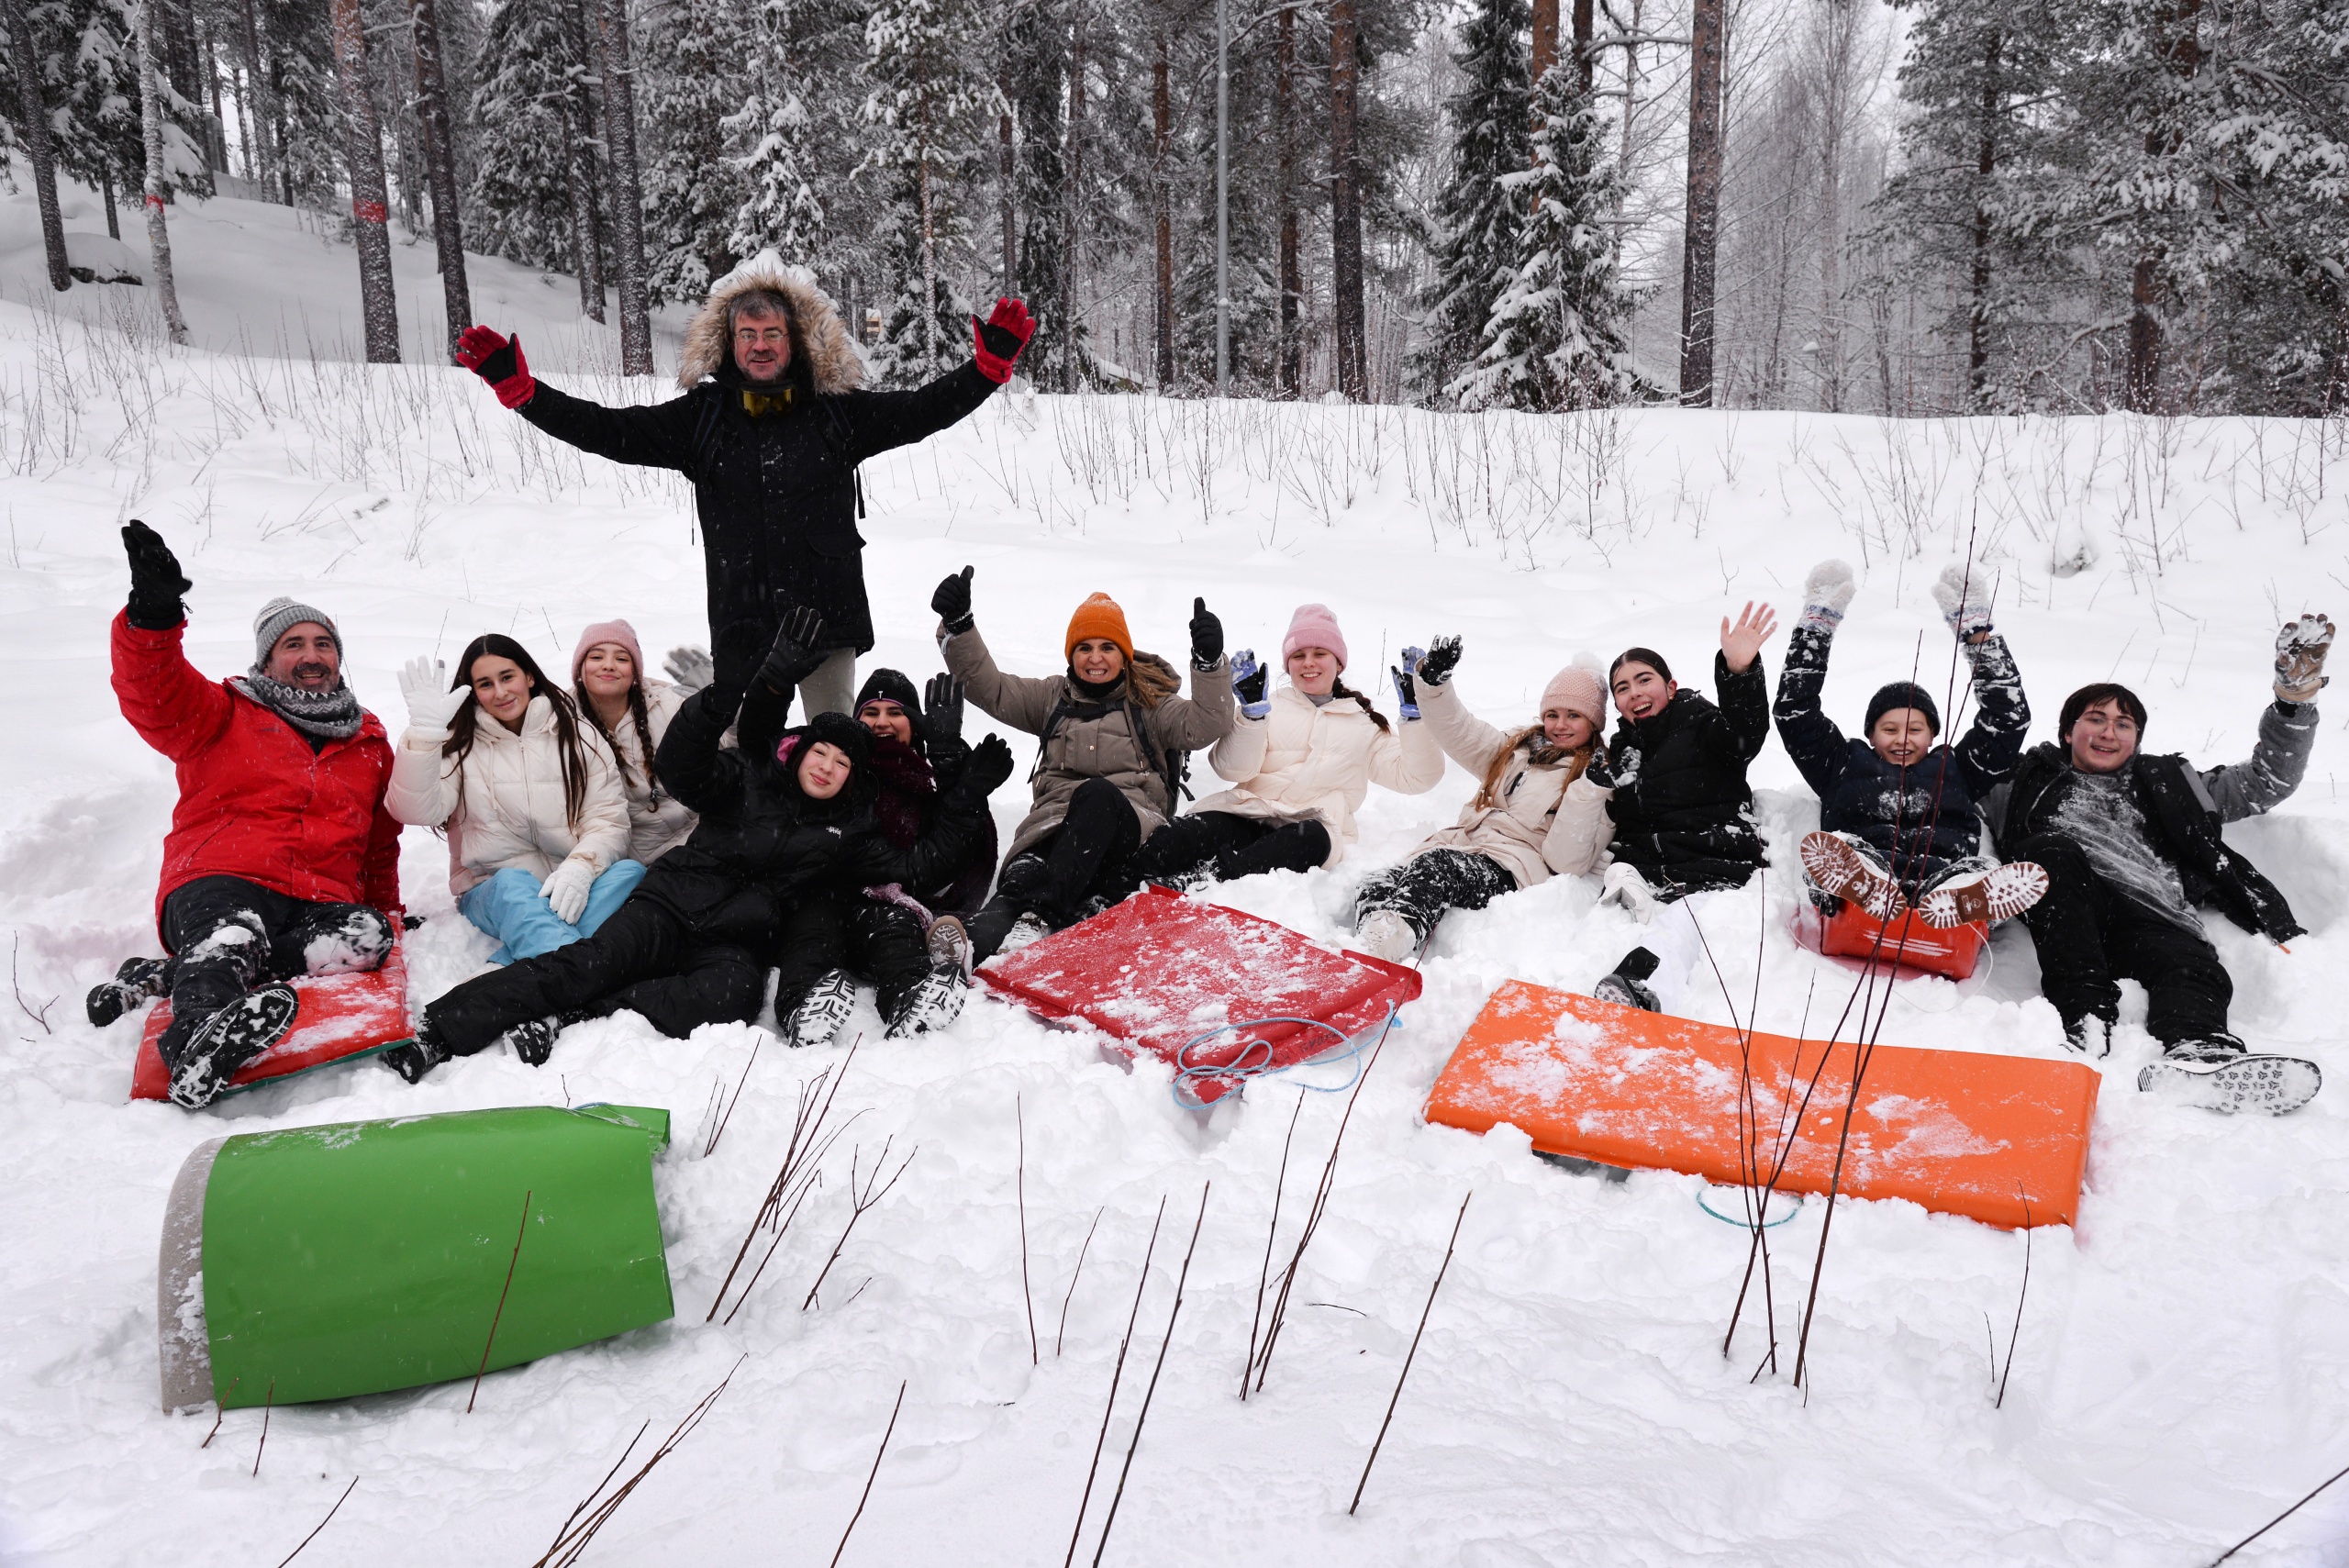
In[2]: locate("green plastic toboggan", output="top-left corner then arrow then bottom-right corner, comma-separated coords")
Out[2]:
157,1105 -> 674,1411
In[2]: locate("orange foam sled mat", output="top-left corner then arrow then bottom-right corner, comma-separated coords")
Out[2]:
1422,980 -> 2098,1229
1800,899 -> 1988,982
130,935 -> 414,1102
978,885 -> 1422,1105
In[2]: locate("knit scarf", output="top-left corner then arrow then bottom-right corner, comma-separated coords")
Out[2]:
232,669 -> 365,742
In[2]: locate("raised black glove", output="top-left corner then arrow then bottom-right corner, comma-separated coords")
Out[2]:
922,673 -> 965,748
932,565 -> 975,635
961,732 -> 1015,795
1189,596 -> 1223,669
755,604 -> 830,692
1417,635 -> 1463,687
1582,748 -> 1617,790
122,519 -> 191,629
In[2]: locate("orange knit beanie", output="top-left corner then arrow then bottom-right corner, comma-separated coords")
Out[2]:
1064,593 -> 1134,662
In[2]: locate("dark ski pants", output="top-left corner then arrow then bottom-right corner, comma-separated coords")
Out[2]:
1353,849 -> 1518,943
158,874 -> 393,1065
841,896 -> 935,1018
2006,832 -> 2232,1044
1130,811 -> 1333,885
971,777 -> 1143,960
425,897 -> 763,1054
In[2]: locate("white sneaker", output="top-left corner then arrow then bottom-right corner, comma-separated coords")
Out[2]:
996,912 -> 1052,956
786,969 -> 857,1050
1353,909 -> 1419,962
1598,862 -> 1658,923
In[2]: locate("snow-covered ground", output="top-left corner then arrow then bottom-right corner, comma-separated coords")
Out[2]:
2,189 -> 2347,1566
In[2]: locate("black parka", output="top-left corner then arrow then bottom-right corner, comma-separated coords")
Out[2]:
1604,653 -> 1772,893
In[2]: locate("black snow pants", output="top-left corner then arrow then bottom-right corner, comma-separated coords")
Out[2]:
1352,849 -> 1518,943
425,897 -> 764,1054
158,874 -> 394,1066
842,896 -> 936,1018
2006,832 -> 2233,1045
971,777 -> 1145,961
1130,811 -> 1333,886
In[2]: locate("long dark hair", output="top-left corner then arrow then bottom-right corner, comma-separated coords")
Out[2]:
445,634 -> 594,832
576,669 -> 660,796
1330,674 -> 1391,732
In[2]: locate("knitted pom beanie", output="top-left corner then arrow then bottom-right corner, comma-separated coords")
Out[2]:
572,619 -> 647,683
1281,604 -> 1349,671
1541,654 -> 1609,728
252,597 -> 341,666
1865,681 -> 1942,737
1064,593 -> 1134,662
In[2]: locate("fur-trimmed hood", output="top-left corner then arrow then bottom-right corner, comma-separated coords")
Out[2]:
677,250 -> 864,394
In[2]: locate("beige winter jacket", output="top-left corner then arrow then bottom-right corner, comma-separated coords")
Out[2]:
1408,676 -> 1614,887
596,680 -> 698,864
385,695 -> 632,895
942,628 -> 1235,860
1191,684 -> 1444,866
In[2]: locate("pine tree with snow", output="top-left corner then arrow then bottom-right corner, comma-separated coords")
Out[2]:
256,0 -> 341,206
466,0 -> 589,272
638,0 -> 749,304
725,0 -> 826,271
859,0 -> 1000,384
1452,64 -> 1647,411
1412,0 -> 1532,402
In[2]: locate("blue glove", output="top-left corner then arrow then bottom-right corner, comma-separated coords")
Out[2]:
1390,646 -> 1425,721
1231,649 -> 1270,719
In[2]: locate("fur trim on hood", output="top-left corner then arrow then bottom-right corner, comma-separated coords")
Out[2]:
678,250 -> 864,395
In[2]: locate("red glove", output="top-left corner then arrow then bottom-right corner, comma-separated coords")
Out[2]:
455,325 -> 537,409
972,298 -> 1035,384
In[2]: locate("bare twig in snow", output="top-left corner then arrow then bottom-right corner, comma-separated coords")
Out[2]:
803,1140 -> 917,1311
1019,1094 -> 1038,1364
531,1360 -> 741,1568
701,1031 -> 765,1157
829,1380 -> 907,1567
470,1187 -> 532,1412
251,1378 -> 274,1477
198,1376 -> 239,1447
707,1038 -> 863,1321
1064,1196 -> 1166,1568
273,1476 -> 357,1567
1997,1191 -> 2032,1409
2209,1459 -> 2349,1564
1056,1205 -> 1105,1358
1241,1091 -> 1306,1401
1091,1184 -> 1208,1566
1350,1191 -> 1471,1516
11,934 -> 57,1034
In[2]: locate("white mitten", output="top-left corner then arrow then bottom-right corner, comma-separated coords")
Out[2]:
663,645 -> 714,695
1932,563 -> 1996,642
397,655 -> 467,736
1598,862 -> 1658,924
1799,560 -> 1856,633
2276,613 -> 2335,704
541,860 -> 596,926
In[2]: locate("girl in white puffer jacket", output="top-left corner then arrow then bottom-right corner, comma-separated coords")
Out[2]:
572,619 -> 698,864
1130,604 -> 1444,888
386,634 -> 638,963
1349,637 -> 1615,961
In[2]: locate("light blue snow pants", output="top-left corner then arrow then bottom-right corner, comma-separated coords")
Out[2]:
460,861 -> 648,964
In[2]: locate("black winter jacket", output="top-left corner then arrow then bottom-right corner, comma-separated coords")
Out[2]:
518,361 -> 996,674
1997,742 -> 2303,942
635,683 -> 987,951
1604,653 -> 1772,893
1773,626 -> 2030,889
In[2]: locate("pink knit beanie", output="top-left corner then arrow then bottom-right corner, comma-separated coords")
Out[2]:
573,618 -> 647,684
1282,604 -> 1349,671
1541,655 -> 1609,727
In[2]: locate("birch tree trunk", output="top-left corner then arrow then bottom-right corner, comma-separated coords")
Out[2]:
328,0 -> 400,361
411,0 -> 472,355
1,0 -> 72,291
595,0 -> 653,374
135,0 -> 190,343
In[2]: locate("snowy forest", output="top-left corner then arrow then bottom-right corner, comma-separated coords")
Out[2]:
2,0 -> 2343,412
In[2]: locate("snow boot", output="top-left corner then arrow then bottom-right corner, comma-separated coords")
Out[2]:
381,1022 -> 450,1084
1918,861 -> 2049,929
1353,909 -> 1419,963
167,985 -> 299,1109
885,962 -> 967,1040
2137,1037 -> 2321,1116
2062,1014 -> 2113,1059
1799,832 -> 1907,923
1592,947 -> 1662,1013
86,956 -> 171,1028
786,969 -> 858,1050
996,911 -> 1052,958
927,915 -> 973,978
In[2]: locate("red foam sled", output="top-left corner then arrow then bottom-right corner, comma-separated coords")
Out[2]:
1423,979 -> 2099,1229
130,935 -> 414,1102
1802,898 -> 1988,982
978,885 -> 1421,1104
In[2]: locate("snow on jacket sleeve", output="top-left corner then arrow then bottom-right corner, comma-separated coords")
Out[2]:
1541,773 -> 1617,876
1208,708 -> 1273,784
516,382 -> 702,472
941,628 -> 1062,736
384,728 -> 462,828
1707,651 -> 1772,765
1367,711 -> 1446,795
1951,633 -> 2031,796
1148,656 -> 1238,751
1771,624 -> 1850,796
1415,676 -> 1508,777
839,363 -> 999,465
2199,698 -> 2319,822
110,610 -> 234,761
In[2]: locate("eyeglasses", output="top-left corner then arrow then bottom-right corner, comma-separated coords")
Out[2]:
733,327 -> 791,347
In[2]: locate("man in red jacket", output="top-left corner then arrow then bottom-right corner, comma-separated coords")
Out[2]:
93,522 -> 405,1108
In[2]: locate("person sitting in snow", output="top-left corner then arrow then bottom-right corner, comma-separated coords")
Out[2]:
384,609 -> 1015,1078
1979,618 -> 2330,1111
91,522 -> 403,1109
573,620 -> 701,866
451,256 -> 1035,717
384,635 -> 639,963
1347,639 -> 1615,962
1776,560 -> 2046,929
774,668 -> 1002,1048
1586,607 -> 1775,1012
1130,604 -> 1445,897
933,570 -> 1235,962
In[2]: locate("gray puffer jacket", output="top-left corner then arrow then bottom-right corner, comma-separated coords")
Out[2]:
942,628 -> 1234,859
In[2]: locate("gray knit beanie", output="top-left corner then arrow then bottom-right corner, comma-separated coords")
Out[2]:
252,596 -> 342,666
